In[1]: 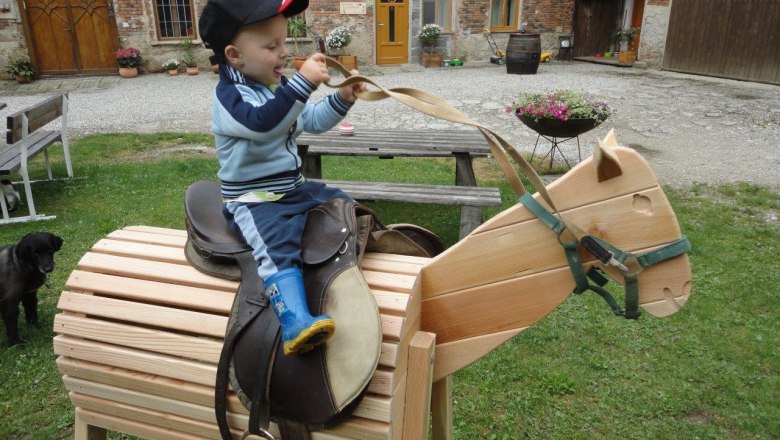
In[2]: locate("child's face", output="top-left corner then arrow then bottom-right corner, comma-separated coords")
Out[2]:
228,15 -> 289,84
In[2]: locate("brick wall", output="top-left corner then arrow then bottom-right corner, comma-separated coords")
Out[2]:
521,0 -> 575,33
308,0 -> 374,64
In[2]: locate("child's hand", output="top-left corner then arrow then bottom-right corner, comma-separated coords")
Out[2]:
338,70 -> 367,103
299,53 -> 330,86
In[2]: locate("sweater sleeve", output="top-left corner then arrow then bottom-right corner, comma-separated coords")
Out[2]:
213,73 -> 316,141
300,92 -> 354,134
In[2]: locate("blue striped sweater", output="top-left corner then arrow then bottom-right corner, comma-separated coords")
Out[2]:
212,65 -> 352,198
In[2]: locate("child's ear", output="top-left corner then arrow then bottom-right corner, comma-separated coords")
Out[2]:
224,45 -> 242,67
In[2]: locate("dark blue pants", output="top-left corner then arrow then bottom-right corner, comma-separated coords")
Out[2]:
223,180 -> 352,281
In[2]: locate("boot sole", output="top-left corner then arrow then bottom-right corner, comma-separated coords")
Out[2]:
283,319 -> 336,355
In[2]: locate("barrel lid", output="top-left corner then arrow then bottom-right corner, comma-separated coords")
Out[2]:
510,32 -> 541,36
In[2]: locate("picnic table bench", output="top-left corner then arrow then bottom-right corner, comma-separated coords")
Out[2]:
1,93 -> 72,224
297,129 -> 502,238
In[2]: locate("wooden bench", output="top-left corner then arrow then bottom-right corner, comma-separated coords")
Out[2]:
1,93 -> 72,224
298,129 -> 502,238
315,179 -> 502,238
56,226 -> 437,440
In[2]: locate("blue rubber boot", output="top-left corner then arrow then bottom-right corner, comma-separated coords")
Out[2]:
264,268 -> 336,355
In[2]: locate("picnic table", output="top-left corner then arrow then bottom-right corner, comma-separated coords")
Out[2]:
297,128 -> 502,238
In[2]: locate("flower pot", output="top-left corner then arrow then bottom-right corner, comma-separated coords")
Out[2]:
186,67 -> 199,75
14,75 -> 31,84
167,69 -> 179,76
516,115 -> 605,138
293,56 -> 307,71
337,55 -> 357,70
420,52 -> 442,68
618,50 -> 636,65
118,67 -> 138,78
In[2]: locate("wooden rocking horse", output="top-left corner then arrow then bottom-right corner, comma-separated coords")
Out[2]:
53,60 -> 691,439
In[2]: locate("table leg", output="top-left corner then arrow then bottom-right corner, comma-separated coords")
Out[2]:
297,144 -> 322,179
455,153 -> 483,238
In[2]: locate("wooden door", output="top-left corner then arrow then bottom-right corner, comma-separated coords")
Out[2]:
629,0 -> 644,52
23,0 -> 119,75
376,0 -> 408,65
663,0 -> 780,85
573,0 -> 620,57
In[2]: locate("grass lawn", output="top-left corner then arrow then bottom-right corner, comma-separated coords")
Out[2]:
0,133 -> 777,439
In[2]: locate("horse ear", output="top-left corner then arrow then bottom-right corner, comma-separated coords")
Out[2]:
594,128 -> 623,182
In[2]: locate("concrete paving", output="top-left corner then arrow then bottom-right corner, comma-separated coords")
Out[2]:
1,61 -> 778,190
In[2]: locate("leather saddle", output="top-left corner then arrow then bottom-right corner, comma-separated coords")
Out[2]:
184,180 -> 443,440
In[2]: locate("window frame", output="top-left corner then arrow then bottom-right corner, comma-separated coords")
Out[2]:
489,0 -> 520,32
422,0 -> 452,32
153,0 -> 197,41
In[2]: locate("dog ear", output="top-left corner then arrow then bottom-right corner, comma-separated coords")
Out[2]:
51,234 -> 64,252
17,233 -> 35,254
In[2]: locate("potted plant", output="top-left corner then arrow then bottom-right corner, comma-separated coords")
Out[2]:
5,57 -> 35,83
615,27 -> 639,65
326,26 -> 355,70
180,37 -> 199,75
507,90 -> 614,138
417,24 -> 442,68
162,59 -> 180,76
288,17 -> 311,70
115,47 -> 141,78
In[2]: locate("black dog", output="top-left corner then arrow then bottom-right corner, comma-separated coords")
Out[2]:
0,232 -> 63,345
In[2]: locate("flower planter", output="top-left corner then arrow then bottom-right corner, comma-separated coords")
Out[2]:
337,55 -> 357,70
516,115 -> 605,138
618,50 -> 637,65
420,52 -> 442,68
167,69 -> 179,76
118,67 -> 138,78
14,75 -> 31,84
293,56 -> 307,71
186,67 -> 199,75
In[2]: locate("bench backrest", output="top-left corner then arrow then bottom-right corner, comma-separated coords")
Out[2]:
6,93 -> 67,145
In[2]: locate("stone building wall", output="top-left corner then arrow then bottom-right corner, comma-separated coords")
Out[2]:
0,1 -> 27,75
638,0 -> 672,67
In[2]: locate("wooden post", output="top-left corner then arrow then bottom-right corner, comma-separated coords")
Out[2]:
402,331 -> 436,440
74,410 -> 107,440
431,376 -> 453,440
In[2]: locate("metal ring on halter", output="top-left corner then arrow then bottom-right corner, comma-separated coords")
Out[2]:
240,428 -> 276,440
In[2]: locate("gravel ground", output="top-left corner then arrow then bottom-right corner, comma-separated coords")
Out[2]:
1,62 -> 778,190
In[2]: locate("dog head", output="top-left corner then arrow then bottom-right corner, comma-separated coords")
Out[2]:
16,232 -> 64,274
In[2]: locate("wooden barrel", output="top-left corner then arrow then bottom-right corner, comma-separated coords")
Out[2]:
505,33 -> 541,74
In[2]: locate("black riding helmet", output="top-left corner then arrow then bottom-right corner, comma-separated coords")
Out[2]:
199,0 -> 309,64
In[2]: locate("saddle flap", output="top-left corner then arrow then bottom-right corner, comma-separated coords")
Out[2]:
301,200 -> 351,265
185,180 -> 251,255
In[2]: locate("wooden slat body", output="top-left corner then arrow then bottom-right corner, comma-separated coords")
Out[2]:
57,226 -> 427,440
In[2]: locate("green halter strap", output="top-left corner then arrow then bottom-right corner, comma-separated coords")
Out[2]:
518,193 -> 691,319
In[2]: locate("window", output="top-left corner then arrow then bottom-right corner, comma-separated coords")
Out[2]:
155,0 -> 195,39
490,0 -> 519,32
287,13 -> 307,38
422,0 -> 451,31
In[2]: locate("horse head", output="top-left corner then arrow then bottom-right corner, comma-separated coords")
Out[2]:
420,129 -> 692,380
